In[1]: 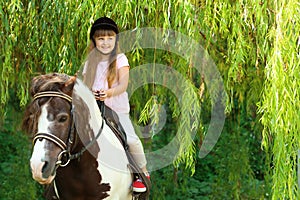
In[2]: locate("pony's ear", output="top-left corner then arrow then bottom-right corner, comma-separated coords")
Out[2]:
63,76 -> 76,95
30,75 -> 44,96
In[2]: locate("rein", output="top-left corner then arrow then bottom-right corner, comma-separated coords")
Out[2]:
32,91 -> 104,167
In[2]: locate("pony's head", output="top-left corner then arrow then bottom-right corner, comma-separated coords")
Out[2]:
22,73 -> 76,184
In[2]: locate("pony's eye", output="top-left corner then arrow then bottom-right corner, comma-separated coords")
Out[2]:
57,114 -> 68,123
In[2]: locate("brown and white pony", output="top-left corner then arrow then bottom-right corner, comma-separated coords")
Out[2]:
22,73 -> 135,200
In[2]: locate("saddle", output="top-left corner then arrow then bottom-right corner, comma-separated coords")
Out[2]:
97,101 -> 151,197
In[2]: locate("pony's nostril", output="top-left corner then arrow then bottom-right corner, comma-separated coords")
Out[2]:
42,161 -> 48,173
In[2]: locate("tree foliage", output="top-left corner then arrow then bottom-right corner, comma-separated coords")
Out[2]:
258,0 -> 300,199
1,0 -> 299,199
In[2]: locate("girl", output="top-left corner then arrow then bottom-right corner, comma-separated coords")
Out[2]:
83,16 -> 149,193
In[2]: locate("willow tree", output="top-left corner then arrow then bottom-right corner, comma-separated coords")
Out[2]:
196,0 -> 300,198
258,0 -> 300,199
1,0 -> 300,199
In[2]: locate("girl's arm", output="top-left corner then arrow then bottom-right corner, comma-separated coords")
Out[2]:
98,66 -> 129,100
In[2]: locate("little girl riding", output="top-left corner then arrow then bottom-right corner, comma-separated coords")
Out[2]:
82,16 -> 150,193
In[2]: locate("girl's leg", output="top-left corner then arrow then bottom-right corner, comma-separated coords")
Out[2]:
117,113 -> 147,171
117,113 -> 150,192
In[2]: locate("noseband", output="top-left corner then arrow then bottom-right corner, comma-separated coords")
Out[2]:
32,91 -> 104,167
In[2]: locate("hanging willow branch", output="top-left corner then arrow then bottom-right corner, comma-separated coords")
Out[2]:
258,0 -> 300,199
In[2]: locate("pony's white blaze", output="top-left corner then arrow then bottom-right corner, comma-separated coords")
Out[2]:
30,104 -> 54,184
30,140 -> 46,180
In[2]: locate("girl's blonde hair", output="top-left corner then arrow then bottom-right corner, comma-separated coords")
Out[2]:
83,29 -> 119,89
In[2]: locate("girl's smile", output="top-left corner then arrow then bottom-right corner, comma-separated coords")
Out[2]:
95,35 -> 117,55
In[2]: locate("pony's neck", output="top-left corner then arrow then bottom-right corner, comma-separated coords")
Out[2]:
72,79 -> 103,158
73,79 -> 103,131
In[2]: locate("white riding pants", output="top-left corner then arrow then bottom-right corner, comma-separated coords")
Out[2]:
116,113 -> 147,169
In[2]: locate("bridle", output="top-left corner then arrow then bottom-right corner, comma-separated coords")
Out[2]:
32,91 -> 104,168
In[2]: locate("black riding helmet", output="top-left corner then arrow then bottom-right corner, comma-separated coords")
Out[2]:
89,16 -> 119,40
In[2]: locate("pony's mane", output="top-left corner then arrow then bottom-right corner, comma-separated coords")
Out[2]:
30,73 -> 70,95
22,73 -> 72,135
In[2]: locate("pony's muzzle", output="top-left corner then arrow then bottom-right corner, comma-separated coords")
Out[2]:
30,159 -> 55,185
30,140 -> 57,184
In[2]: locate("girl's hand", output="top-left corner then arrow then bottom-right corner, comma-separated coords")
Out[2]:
93,90 -> 99,100
98,90 -> 107,101
93,90 -> 107,101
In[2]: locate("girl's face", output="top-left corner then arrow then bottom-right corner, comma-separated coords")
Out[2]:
94,32 -> 117,55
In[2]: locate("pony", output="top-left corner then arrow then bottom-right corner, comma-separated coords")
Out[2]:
22,73 -> 148,200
